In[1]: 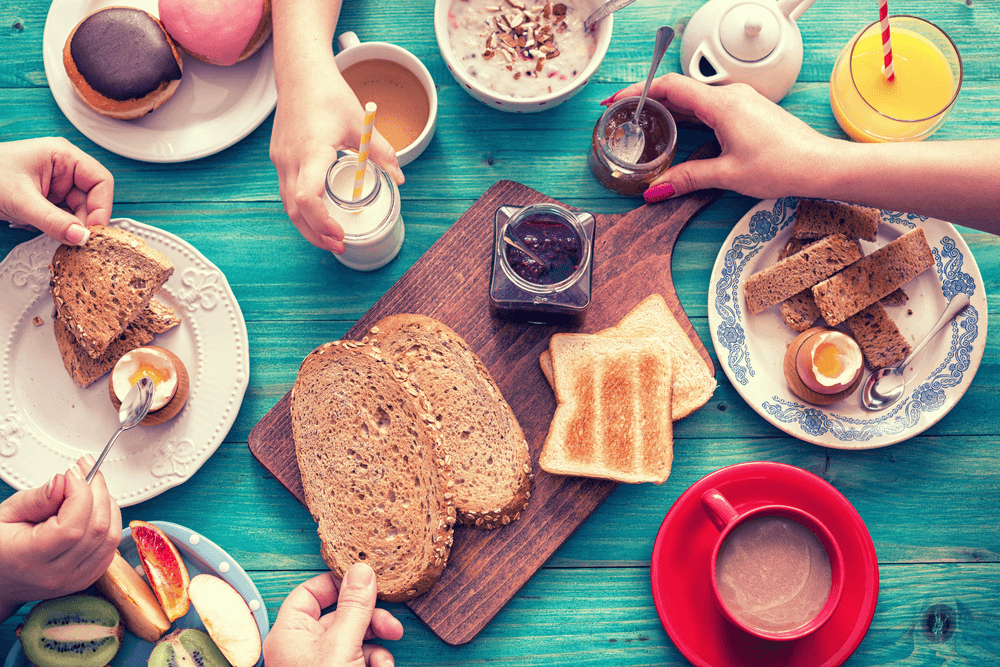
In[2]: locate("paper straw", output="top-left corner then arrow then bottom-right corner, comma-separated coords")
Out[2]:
878,0 -> 895,81
353,102 -> 377,201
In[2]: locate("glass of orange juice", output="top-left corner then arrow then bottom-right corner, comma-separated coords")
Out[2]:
830,15 -> 962,142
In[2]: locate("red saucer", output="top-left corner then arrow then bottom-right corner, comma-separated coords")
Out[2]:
651,462 -> 879,667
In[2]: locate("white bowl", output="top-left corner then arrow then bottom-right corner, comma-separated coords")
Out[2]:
434,0 -> 613,113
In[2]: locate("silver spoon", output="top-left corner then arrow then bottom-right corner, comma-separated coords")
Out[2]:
584,0 -> 639,31
609,25 -> 674,164
85,377 -> 155,483
861,293 -> 970,411
502,224 -> 548,268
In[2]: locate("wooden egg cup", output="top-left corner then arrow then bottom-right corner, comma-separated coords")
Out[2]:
783,327 -> 863,406
108,346 -> 189,425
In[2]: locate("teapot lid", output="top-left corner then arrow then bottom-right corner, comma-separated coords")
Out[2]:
719,3 -> 780,62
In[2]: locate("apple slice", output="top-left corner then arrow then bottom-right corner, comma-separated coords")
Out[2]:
189,574 -> 262,667
95,550 -> 172,642
130,520 -> 191,622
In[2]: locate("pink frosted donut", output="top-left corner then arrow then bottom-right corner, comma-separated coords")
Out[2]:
157,0 -> 272,66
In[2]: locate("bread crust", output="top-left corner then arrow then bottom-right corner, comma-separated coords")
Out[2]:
291,341 -> 456,602
368,314 -> 533,529
63,8 -> 183,120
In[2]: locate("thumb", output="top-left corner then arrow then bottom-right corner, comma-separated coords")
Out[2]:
7,188 -> 91,246
0,474 -> 65,525
644,157 -> 728,203
324,563 -> 378,660
368,130 -> 404,186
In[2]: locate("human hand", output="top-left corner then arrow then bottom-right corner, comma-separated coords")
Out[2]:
0,137 -> 114,245
263,564 -> 404,667
603,73 -> 839,202
0,455 -> 122,622
270,52 -> 403,255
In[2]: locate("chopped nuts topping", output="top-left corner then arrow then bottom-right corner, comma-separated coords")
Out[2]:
475,0 -> 571,78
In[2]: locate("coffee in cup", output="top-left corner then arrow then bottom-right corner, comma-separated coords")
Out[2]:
335,32 -> 438,166
701,488 -> 845,641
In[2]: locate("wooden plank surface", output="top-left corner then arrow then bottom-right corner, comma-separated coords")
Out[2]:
2,0 -> 1000,663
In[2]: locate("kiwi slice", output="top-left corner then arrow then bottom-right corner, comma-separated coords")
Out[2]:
18,594 -> 123,667
149,628 -> 233,667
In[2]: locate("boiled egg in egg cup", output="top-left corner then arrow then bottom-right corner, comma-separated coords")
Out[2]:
108,346 -> 189,425
783,327 -> 864,406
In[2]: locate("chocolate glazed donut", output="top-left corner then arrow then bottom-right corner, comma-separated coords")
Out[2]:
63,7 -> 183,120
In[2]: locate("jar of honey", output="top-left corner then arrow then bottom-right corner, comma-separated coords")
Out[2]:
489,202 -> 596,325
589,97 -> 678,196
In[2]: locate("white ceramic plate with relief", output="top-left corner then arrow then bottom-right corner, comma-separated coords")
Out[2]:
708,197 -> 987,449
42,0 -> 276,162
0,219 -> 249,504
3,521 -> 268,667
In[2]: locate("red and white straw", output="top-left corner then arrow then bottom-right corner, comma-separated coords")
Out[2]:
878,0 -> 895,81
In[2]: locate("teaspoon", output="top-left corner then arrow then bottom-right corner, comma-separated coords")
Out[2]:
86,377 -> 155,483
609,26 -> 674,164
502,225 -> 548,268
861,293 -> 970,411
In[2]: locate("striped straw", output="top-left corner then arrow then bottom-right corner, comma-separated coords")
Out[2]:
878,0 -> 895,81
353,102 -> 378,202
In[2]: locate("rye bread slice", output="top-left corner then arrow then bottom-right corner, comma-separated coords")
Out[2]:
812,228 -> 934,326
792,200 -> 880,242
291,341 -> 456,602
744,234 -> 863,316
50,226 -> 173,359
55,298 -> 181,387
540,334 -> 674,485
367,314 -> 532,529
844,302 -> 912,370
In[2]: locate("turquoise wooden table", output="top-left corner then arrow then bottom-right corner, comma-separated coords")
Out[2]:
3,0 -> 999,664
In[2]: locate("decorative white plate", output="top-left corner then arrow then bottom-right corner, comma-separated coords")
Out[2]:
0,219 -> 249,504
42,0 -> 276,162
4,521 -> 268,667
708,198 -> 987,449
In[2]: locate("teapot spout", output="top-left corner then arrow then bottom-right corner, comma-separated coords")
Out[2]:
776,0 -> 816,22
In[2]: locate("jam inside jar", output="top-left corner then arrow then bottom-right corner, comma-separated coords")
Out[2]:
589,96 -> 678,196
489,203 -> 596,326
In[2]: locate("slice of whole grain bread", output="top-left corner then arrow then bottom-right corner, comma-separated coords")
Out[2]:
291,341 -> 456,602
844,302 -> 912,370
55,298 -> 181,387
367,314 -> 532,529
792,200 -> 880,242
540,334 -> 674,485
50,226 -> 173,359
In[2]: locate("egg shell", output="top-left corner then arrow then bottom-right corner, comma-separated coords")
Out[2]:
109,346 -> 190,425
783,327 -> 864,406
795,329 -> 863,394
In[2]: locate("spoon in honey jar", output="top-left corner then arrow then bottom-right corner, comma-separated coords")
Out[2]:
609,25 -> 674,164
861,293 -> 970,411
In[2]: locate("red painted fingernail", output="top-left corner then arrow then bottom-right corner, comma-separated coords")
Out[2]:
600,95 -> 616,106
644,183 -> 676,203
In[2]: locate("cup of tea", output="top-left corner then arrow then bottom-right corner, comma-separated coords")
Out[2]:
700,488 -> 845,641
335,32 -> 438,166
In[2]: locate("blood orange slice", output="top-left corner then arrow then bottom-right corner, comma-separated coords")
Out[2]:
130,520 -> 191,622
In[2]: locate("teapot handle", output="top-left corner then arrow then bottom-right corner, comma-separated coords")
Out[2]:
687,45 -> 730,85
777,0 -> 817,22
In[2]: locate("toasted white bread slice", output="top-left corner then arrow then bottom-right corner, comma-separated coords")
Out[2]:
367,314 -> 532,529
50,226 -> 173,358
94,550 -> 171,642
540,334 -> 674,485
291,341 -> 456,602
540,294 -> 715,420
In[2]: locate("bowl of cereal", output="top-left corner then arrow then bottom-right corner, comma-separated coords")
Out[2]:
436,0 -> 612,113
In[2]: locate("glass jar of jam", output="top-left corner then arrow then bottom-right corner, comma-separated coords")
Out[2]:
589,97 -> 678,196
323,152 -> 404,271
489,203 -> 596,325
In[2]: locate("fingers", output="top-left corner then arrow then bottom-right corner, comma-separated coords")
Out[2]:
0,474 -> 66,525
362,643 -> 397,667
317,563 -> 378,661
368,130 -> 404,186
274,572 -> 339,627
370,608 -> 404,641
8,189 -> 92,246
602,73 -> 720,126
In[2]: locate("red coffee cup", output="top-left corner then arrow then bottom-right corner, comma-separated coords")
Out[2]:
701,488 -> 846,641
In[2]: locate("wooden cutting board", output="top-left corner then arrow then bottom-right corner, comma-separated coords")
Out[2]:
248,141 -> 722,645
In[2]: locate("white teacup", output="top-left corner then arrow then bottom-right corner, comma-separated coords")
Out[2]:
335,32 -> 438,167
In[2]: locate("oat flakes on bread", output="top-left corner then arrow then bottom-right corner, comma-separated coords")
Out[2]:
812,228 -> 934,326
55,298 -> 181,387
291,341 -> 456,602
540,334 -> 674,485
792,200 -> 880,242
539,294 -> 715,421
50,226 -> 174,359
367,314 -> 532,529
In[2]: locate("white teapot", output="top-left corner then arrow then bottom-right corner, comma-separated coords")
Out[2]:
680,0 -> 816,102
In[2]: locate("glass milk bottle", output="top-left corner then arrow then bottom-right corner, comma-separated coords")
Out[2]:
323,153 -> 404,271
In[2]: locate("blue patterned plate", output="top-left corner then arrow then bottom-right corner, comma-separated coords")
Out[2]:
708,198 -> 987,448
